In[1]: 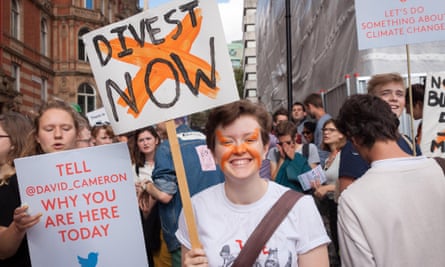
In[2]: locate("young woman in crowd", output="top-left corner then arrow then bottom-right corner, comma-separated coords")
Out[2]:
176,100 -> 329,267
0,100 -> 79,266
133,126 -> 171,267
313,118 -> 345,267
91,122 -> 115,146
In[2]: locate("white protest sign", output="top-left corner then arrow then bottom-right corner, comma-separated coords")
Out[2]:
86,107 -> 110,127
14,143 -> 148,267
82,0 -> 239,134
354,0 -> 445,50
420,72 -> 445,157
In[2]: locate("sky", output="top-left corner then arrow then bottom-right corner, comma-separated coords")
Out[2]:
138,0 -> 243,43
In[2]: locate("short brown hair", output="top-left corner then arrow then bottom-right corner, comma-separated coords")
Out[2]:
367,73 -> 404,95
274,120 -> 296,140
304,93 -> 323,108
205,100 -> 271,152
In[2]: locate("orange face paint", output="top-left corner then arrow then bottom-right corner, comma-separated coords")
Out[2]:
216,128 -> 262,172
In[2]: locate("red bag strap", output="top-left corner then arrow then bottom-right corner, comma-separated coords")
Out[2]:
231,189 -> 304,267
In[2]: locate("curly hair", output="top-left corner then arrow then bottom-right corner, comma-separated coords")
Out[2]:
336,94 -> 399,149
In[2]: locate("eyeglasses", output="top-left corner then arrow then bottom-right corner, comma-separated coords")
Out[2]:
302,131 -> 311,135
322,128 -> 337,133
277,140 -> 293,146
0,135 -> 10,138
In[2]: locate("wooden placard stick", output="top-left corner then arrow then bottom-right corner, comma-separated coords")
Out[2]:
165,119 -> 202,249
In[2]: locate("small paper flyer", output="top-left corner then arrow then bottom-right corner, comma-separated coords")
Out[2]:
297,165 -> 327,191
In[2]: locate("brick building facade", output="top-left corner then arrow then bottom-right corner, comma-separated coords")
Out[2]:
0,0 -> 138,115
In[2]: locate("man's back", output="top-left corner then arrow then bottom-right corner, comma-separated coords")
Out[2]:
338,156 -> 445,267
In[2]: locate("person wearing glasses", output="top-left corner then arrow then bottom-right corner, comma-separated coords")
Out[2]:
273,120 -> 312,192
1,100 -> 80,266
302,121 -> 316,144
0,112 -> 33,267
91,121 -> 115,146
312,118 -> 345,267
75,114 -> 93,148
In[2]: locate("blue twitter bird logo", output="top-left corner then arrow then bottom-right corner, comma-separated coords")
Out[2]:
77,252 -> 99,267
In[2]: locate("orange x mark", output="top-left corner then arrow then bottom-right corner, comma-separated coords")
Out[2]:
434,130 -> 445,150
99,8 -> 220,117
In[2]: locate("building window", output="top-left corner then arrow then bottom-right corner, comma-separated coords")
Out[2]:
245,25 -> 255,32
247,73 -> 257,80
11,0 -> 20,39
12,64 -> 20,92
41,78 -> 47,102
246,41 -> 256,48
78,28 -> 90,61
246,57 -> 257,64
41,19 -> 48,56
85,0 -> 94,9
77,83 -> 96,113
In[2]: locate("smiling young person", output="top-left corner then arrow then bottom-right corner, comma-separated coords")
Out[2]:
176,100 -> 329,267
338,73 -> 422,194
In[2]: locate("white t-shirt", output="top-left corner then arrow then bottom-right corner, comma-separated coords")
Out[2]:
132,163 -> 154,183
338,156 -> 445,267
176,181 -> 330,266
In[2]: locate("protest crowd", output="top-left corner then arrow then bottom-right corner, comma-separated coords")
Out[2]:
1,71 -> 445,267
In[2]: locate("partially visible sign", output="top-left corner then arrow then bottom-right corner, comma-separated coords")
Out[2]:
420,72 -> 445,157
354,0 -> 445,50
86,107 -> 110,126
83,0 -> 239,134
14,143 -> 148,267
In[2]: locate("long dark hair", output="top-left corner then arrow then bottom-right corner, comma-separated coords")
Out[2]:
132,126 -> 160,168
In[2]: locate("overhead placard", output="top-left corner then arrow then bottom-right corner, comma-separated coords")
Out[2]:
83,0 -> 239,134
420,72 -> 445,158
14,143 -> 148,267
354,0 -> 445,50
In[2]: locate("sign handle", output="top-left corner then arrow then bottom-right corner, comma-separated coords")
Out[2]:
165,119 -> 202,249
405,44 -> 417,156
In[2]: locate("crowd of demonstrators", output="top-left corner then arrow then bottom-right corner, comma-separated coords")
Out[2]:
338,73 -> 422,194
131,126 -> 172,267
0,72 -> 434,266
312,118 -> 345,267
90,121 -> 115,146
143,117 -> 225,267
336,94 -> 445,266
405,83 -> 425,144
0,100 -> 80,266
177,99 -> 329,267
0,112 -> 34,266
303,93 -> 332,168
